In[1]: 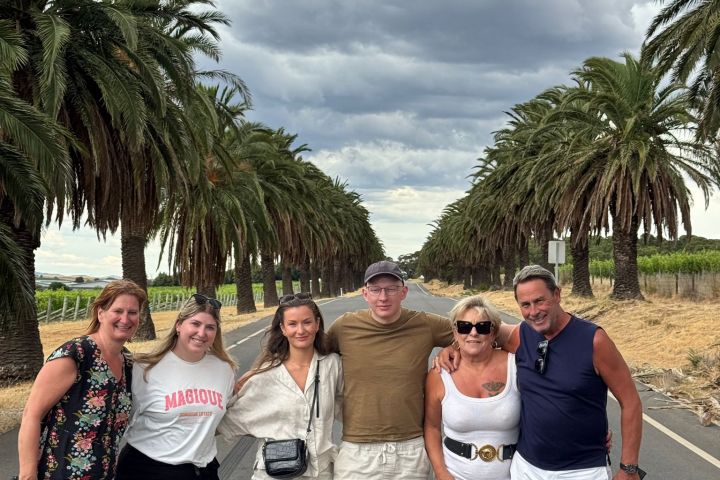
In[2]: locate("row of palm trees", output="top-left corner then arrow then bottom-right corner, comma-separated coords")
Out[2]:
418,2 -> 720,300
0,1 -> 383,384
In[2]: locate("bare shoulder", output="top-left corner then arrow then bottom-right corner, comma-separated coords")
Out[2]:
425,367 -> 445,395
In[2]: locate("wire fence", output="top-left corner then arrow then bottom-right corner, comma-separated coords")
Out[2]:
36,290 -> 280,324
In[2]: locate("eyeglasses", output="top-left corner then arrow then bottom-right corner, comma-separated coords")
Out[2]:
192,293 -> 222,310
365,286 -> 404,296
279,292 -> 312,305
454,320 -> 492,335
535,340 -> 549,375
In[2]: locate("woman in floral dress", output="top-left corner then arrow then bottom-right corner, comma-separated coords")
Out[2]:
18,279 -> 147,480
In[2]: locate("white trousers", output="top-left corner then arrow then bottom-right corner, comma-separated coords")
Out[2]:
334,436 -> 431,480
510,451 -> 611,480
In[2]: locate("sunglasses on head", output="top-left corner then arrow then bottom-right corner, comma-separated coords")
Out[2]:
535,339 -> 549,375
192,293 -> 222,310
279,292 -> 313,305
454,320 -> 492,335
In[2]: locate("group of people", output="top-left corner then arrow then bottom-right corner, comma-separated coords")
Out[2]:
17,261 -> 644,479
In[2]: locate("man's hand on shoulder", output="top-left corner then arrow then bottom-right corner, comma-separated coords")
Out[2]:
432,344 -> 459,372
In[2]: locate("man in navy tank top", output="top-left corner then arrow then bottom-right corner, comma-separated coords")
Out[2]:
504,265 -> 644,480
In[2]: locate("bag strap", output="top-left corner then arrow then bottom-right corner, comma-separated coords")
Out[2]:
305,359 -> 321,436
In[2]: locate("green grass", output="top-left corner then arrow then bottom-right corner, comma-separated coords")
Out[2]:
559,250 -> 720,278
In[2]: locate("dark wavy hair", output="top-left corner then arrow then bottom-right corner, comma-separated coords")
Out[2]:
250,293 -> 331,374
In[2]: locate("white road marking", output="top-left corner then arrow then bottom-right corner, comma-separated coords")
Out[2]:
609,392 -> 720,469
225,296 -> 343,351
227,328 -> 266,350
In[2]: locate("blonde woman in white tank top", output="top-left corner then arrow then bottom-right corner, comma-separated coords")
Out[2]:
424,295 -> 521,480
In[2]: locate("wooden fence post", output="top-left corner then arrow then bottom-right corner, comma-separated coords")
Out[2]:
45,297 -> 52,324
74,295 -> 81,320
60,296 -> 68,322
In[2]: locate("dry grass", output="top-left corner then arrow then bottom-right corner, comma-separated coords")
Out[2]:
0,304 -> 275,434
424,279 -> 720,426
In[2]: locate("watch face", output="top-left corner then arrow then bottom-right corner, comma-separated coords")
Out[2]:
621,464 -> 639,473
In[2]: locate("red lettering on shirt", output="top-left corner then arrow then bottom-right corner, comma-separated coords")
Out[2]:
163,388 -> 226,412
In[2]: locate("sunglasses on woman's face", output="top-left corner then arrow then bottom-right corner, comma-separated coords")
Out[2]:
279,292 -> 312,305
192,293 -> 222,310
454,320 -> 492,335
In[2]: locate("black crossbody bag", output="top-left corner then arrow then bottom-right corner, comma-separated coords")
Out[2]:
262,360 -> 320,479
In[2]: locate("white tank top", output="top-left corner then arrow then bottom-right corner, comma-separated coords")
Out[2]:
440,353 -> 521,480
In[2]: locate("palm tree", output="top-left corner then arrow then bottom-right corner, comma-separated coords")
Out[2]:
0,74 -> 71,382
0,2 -> 87,378
559,53 -> 717,299
69,0 -> 247,339
644,0 -> 720,138
158,85 -> 262,299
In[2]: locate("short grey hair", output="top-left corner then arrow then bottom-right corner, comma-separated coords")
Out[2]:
512,265 -> 558,299
449,295 -> 502,333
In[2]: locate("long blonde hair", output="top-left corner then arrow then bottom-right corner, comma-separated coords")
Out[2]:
134,295 -> 237,380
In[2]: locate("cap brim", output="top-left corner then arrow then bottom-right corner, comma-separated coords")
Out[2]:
364,272 -> 404,284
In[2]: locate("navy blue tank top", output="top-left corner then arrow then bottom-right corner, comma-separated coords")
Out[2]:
516,316 -> 608,470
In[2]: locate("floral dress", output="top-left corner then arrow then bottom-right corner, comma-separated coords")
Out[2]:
37,336 -> 133,480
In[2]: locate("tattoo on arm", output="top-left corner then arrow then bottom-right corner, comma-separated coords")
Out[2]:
482,381 -> 505,397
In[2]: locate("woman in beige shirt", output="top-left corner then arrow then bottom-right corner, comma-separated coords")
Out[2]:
218,293 -> 343,479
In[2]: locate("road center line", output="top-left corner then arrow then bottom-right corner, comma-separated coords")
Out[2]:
227,328 -> 266,350
609,392 -> 720,469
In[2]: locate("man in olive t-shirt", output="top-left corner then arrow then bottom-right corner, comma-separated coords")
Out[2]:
327,261 -> 453,479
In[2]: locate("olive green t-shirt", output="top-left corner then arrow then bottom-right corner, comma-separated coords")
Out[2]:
327,308 -> 453,442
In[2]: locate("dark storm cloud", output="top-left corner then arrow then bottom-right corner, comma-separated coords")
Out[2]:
203,0 -> 657,255
218,0 -> 641,68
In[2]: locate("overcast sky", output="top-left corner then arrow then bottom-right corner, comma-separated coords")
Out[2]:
36,0 -> 720,277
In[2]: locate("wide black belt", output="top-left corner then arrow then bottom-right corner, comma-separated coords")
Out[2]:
443,437 -> 516,462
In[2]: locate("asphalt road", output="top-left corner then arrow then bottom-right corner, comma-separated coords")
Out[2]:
217,283 -> 720,479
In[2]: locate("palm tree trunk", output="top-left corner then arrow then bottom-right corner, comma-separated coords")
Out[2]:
503,245 -> 516,289
261,251 -> 279,307
355,269 -> 364,289
235,253 -> 256,313
310,261 -> 321,297
570,227 -> 593,297
538,223 -> 553,272
197,284 -> 217,299
281,263 -> 293,295
472,266 -> 489,289
519,234 -> 530,267
463,267 -> 472,289
343,263 -> 353,293
320,263 -> 332,298
120,222 -> 156,340
299,255 -> 310,294
611,213 -> 644,300
0,200 -> 43,383
333,260 -> 342,296
490,251 -> 502,289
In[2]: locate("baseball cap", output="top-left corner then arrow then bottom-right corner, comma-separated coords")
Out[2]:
364,261 -> 404,284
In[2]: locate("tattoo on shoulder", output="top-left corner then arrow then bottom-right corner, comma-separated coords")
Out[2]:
482,381 -> 505,396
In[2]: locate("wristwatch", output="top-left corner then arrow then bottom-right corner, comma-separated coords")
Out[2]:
620,463 -> 639,474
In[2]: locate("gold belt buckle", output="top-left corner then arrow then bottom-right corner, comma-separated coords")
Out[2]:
475,444 -> 497,462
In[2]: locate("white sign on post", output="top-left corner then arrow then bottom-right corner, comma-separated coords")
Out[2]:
548,240 -> 566,281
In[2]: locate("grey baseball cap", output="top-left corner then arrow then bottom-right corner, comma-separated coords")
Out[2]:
364,261 -> 404,284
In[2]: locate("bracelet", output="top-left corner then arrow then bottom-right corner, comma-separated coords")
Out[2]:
619,463 -> 639,474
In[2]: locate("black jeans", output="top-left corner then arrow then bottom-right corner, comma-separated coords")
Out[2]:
116,444 -> 220,480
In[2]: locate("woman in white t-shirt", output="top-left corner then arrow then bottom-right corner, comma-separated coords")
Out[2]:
218,292 -> 343,480
116,293 -> 236,480
424,295 -> 521,480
